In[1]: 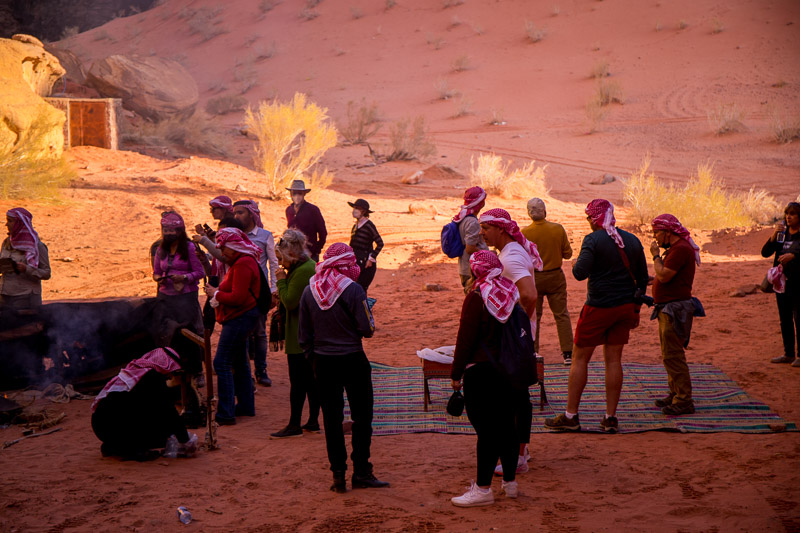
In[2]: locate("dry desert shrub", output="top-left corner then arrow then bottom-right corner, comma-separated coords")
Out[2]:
622,157 -> 779,229
186,6 -> 229,42
585,96 -> 608,133
121,111 -> 232,158
426,33 -> 446,49
707,103 -> 745,135
385,0 -> 397,10
370,116 -> 435,161
206,94 -> 248,115
351,7 -> 364,19
710,17 -> 724,34
678,20 -> 688,30
338,100 -> 382,145
595,79 -> 623,105
451,55 -> 471,72
449,16 -> 463,29
470,153 -> 548,199
769,109 -> 800,144
60,26 -> 80,40
300,8 -> 319,20
590,60 -> 609,79
259,0 -> 278,14
244,93 -> 337,199
434,79 -> 457,100
452,97 -> 472,118
254,42 -> 278,60
0,114 -> 75,200
488,108 -> 506,125
552,5 -> 560,16
442,0 -> 465,7
524,21 -> 545,43
471,23 -> 485,35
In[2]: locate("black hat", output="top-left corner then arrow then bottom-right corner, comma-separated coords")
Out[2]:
348,199 -> 374,214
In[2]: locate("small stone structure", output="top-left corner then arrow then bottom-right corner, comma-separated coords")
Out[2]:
45,97 -> 121,150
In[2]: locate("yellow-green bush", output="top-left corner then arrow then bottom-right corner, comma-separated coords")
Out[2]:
244,93 -> 338,199
0,113 -> 75,200
470,153 -> 549,198
622,157 -> 779,229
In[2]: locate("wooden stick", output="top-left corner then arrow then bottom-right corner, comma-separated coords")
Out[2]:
3,427 -> 63,449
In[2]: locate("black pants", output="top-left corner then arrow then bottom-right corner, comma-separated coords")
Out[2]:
463,362 -> 518,485
777,279 -> 800,357
287,352 -> 320,427
515,388 -> 532,446
357,263 -> 377,293
312,351 -> 374,474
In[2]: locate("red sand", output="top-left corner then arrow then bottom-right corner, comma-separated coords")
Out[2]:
2,0 -> 800,530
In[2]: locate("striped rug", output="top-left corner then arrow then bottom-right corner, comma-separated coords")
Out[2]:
342,362 -> 797,435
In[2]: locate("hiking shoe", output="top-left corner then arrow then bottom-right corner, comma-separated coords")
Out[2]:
792,358 -> 800,368
501,480 -> 519,499
494,455 -> 529,476
215,416 -> 236,426
256,373 -> 273,386
661,402 -> 695,416
352,472 -> 390,489
451,481 -> 494,507
269,425 -> 303,439
301,421 -> 321,433
770,355 -> 795,364
654,393 -> 676,408
562,351 -> 572,366
600,416 -> 618,433
544,413 -> 581,431
331,471 -> 346,493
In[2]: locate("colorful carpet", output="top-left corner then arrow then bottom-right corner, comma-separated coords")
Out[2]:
342,362 -> 797,435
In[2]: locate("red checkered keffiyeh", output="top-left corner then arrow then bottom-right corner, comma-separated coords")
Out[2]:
215,228 -> 262,261
470,250 -> 519,323
209,195 -> 234,213
452,186 -> 487,223
309,243 -> 361,310
237,200 -> 264,229
478,208 -> 544,271
586,199 -> 624,249
651,213 -> 701,265
6,208 -> 40,268
161,211 -> 185,229
91,348 -> 181,412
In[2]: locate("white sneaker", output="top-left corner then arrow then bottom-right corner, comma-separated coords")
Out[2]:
501,480 -> 519,499
494,455 -> 529,476
451,481 -> 494,507
524,445 -> 531,463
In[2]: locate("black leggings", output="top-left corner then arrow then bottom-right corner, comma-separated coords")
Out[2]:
357,263 -> 377,293
776,279 -> 800,357
463,362 -> 518,485
287,353 -> 320,427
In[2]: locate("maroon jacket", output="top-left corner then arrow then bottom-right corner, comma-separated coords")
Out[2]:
286,201 -> 327,257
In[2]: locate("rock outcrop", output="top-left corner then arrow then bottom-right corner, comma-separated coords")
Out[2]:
86,55 -> 199,121
0,34 -> 66,156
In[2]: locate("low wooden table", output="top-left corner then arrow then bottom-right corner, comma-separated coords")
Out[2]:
422,356 -> 547,412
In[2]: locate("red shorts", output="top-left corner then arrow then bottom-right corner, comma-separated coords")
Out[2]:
574,303 -> 640,347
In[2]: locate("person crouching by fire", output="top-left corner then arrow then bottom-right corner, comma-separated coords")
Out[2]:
91,348 -> 198,461
0,208 -> 51,311
204,228 -> 262,426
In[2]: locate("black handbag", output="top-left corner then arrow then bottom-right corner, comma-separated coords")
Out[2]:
446,390 -> 465,417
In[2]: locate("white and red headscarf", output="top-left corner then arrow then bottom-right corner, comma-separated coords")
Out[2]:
586,199 -> 624,249
215,228 -> 262,261
235,200 -> 264,229
309,243 -> 361,310
209,195 -> 234,214
161,211 -> 185,229
6,208 -> 40,268
453,186 -> 487,223
767,264 -> 786,293
651,214 -> 701,265
478,208 -> 544,271
470,250 -> 520,323
91,348 -> 181,413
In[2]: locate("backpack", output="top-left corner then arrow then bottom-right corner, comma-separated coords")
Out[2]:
440,214 -> 474,258
486,304 -> 538,390
250,265 -> 272,315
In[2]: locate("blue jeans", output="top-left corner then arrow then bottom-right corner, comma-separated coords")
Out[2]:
214,307 -> 258,420
248,313 -> 269,376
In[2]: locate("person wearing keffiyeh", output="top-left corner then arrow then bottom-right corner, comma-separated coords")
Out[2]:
297,243 -> 389,493
209,195 -> 234,220
90,348 -> 198,461
204,227 -> 263,424
448,250 -> 521,507
649,214 -> 700,416
1,208 -> 51,310
545,199 -> 648,434
454,186 -> 489,289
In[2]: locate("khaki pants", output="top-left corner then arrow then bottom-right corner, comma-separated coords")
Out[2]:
658,312 -> 693,404
533,269 -> 573,353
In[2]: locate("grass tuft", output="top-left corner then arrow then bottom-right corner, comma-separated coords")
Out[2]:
121,111 -> 231,157
595,79 -> 623,105
524,21 -> 545,43
338,100 -> 382,145
470,153 -> 548,198
206,95 -> 248,116
769,109 -> 800,144
590,60 -> 609,79
434,79 -> 458,100
370,116 -> 435,161
451,55 -> 471,72
707,103 -> 745,136
622,156 -> 779,229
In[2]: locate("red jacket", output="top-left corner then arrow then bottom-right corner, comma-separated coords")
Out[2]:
215,254 -> 260,323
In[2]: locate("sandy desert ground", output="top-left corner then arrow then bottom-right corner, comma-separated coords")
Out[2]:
2,0 -> 800,531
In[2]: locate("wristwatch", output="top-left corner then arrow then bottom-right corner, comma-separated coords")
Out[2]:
652,254 -> 661,261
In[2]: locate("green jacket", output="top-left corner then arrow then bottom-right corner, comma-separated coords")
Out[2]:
277,258 -> 316,355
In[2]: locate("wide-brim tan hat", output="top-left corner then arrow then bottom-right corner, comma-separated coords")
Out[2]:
286,179 -> 311,192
